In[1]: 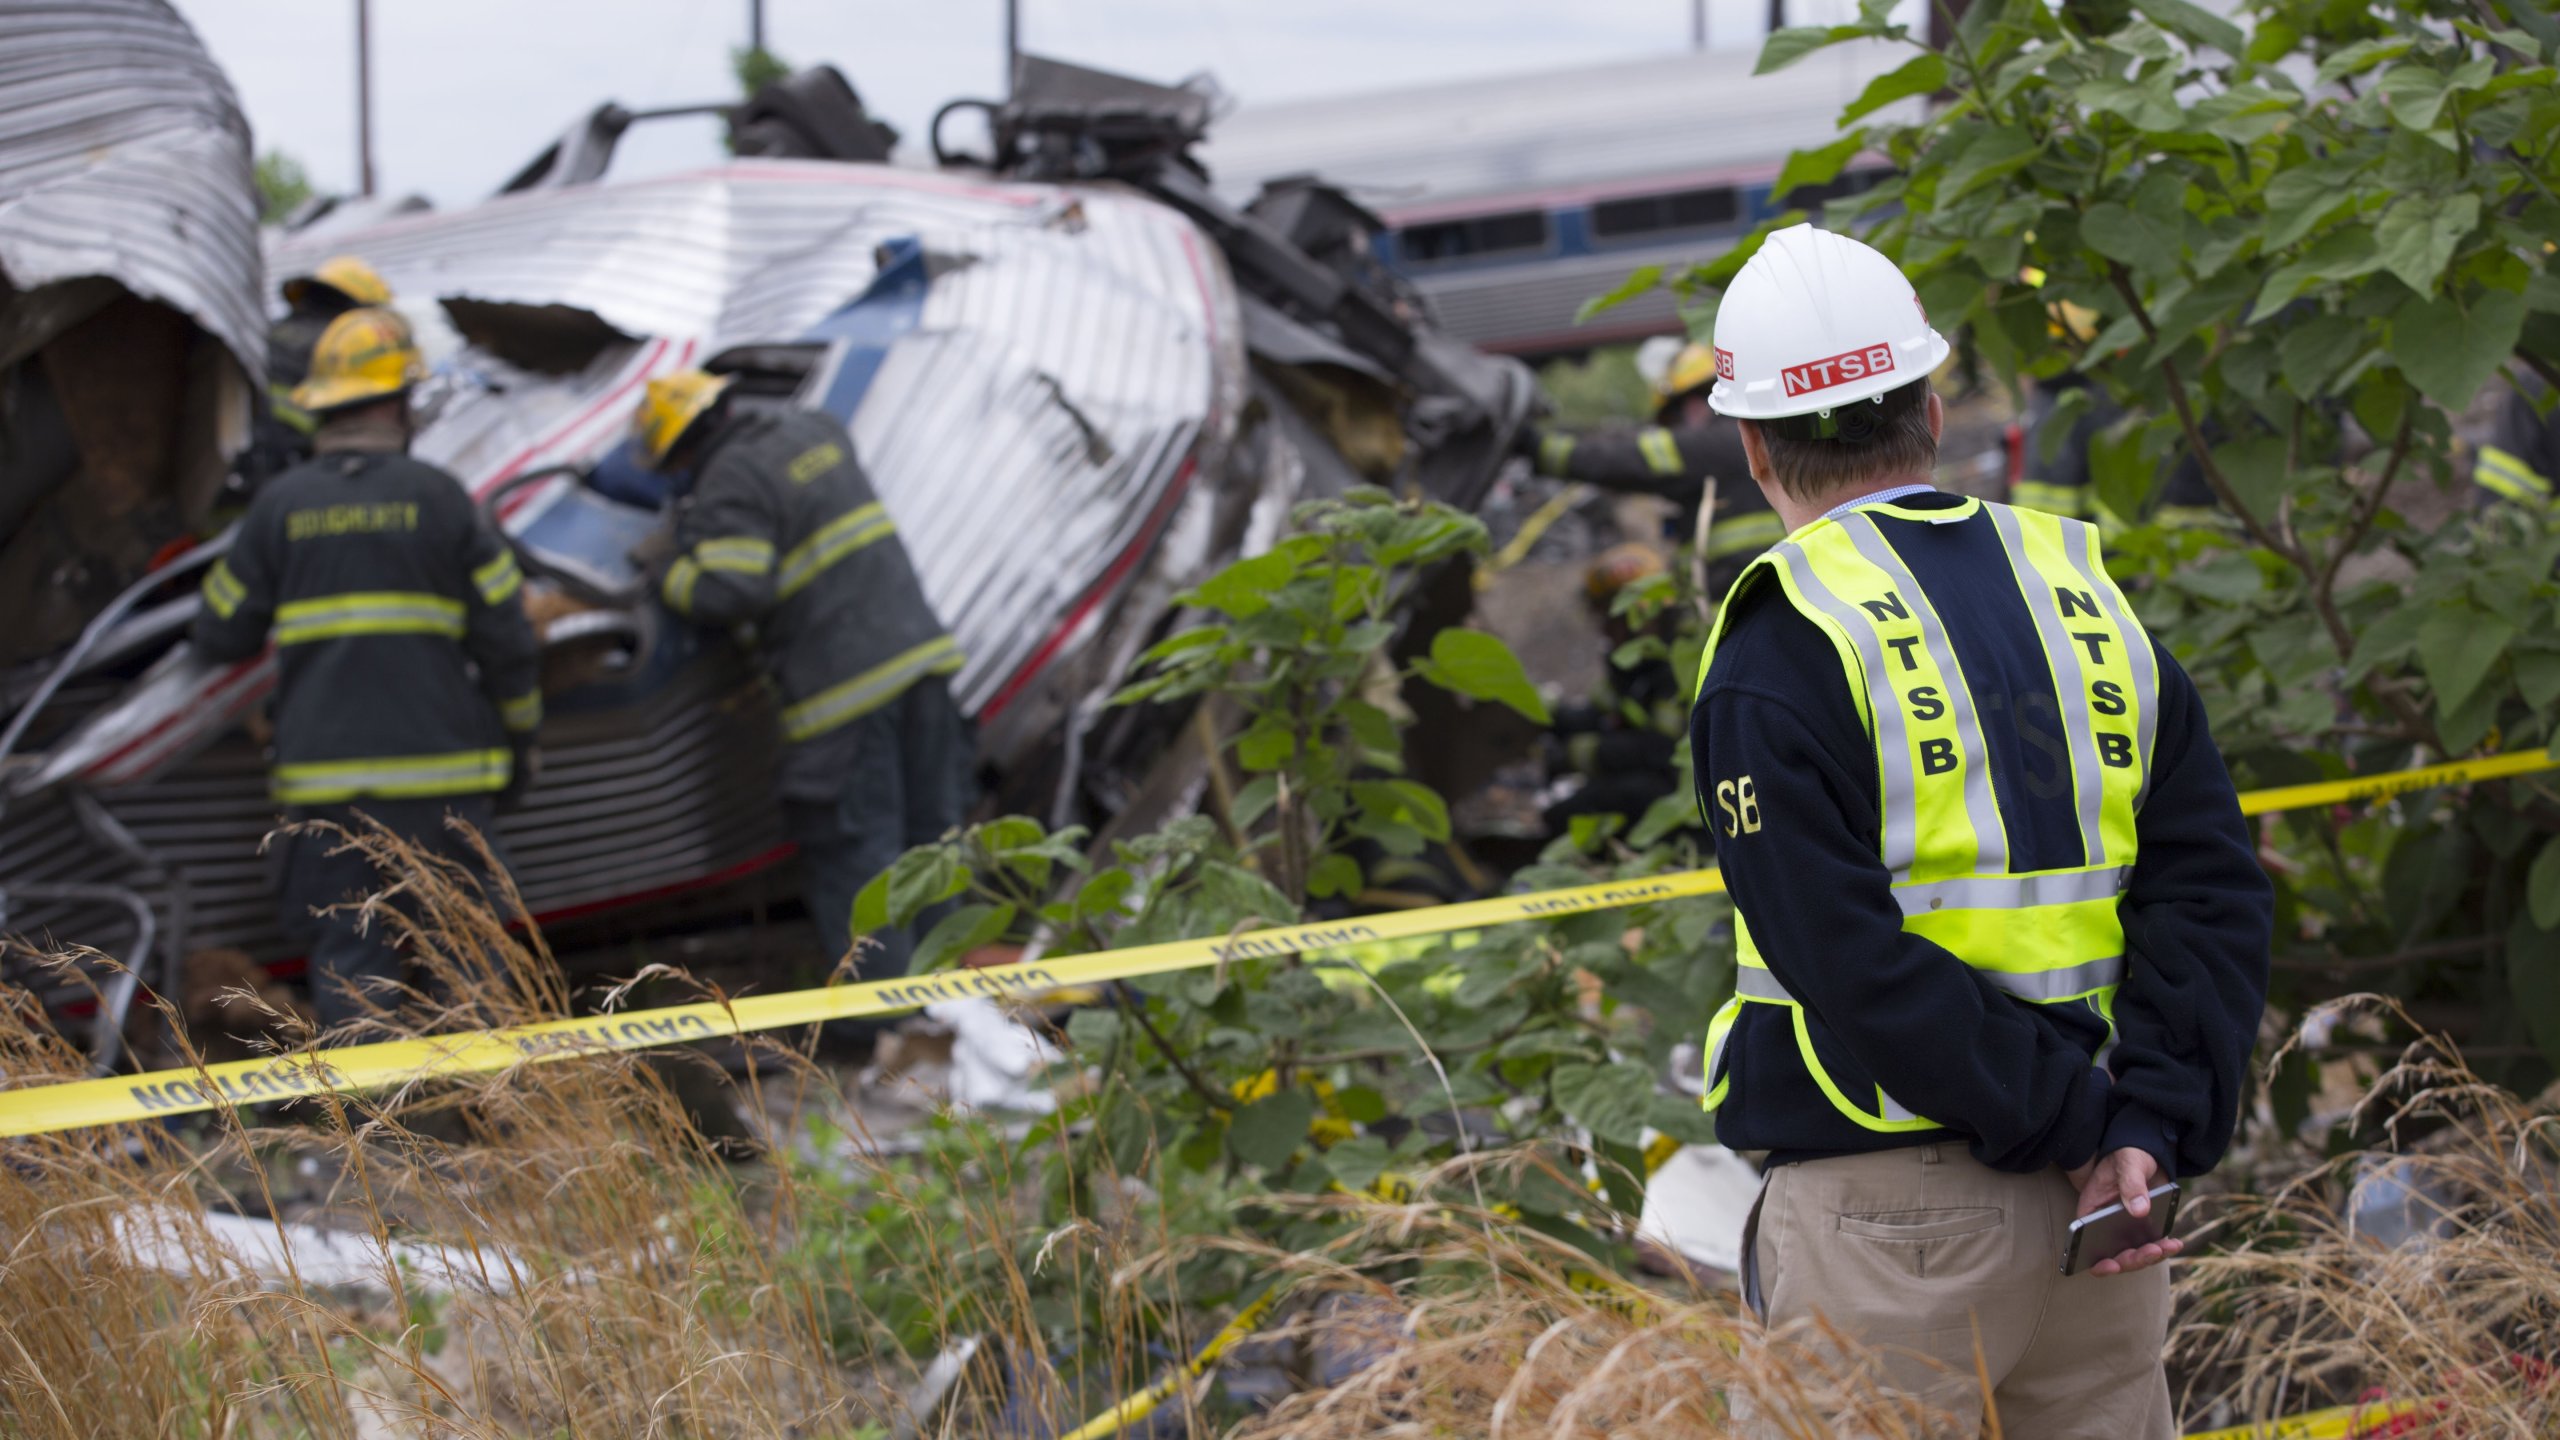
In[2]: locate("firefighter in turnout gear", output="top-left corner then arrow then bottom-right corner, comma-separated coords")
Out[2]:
633,371 -> 975,1003
1688,227 -> 2271,1436
192,306 -> 542,1029
1516,340 -> 1782,599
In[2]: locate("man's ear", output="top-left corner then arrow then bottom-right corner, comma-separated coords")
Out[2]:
1736,418 -> 1771,485
1925,389 -> 1944,443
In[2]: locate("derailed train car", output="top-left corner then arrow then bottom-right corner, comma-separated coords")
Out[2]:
0,14 -> 1534,1054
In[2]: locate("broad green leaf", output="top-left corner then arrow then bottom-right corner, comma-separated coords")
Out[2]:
911,903 -> 1017,973
2261,161 -> 2371,251
2378,55 -> 2497,134
1418,628 -> 1552,724
1773,133 -> 1867,207
2513,646 -> 2560,710
2079,74 -> 2185,134
2129,0 -> 2243,54
2244,17 -> 2299,64
2532,836 -> 2560,931
1136,625 -> 1224,665
1843,52 -> 1948,122
2211,434 -> 2296,519
2084,183 -> 2186,278
1322,1134 -> 1398,1192
1182,547 -> 1298,618
2390,288 -> 2527,410
1938,126 -> 2040,205
1578,264 -> 1664,324
1647,1094 -> 1720,1146
1756,24 -> 1864,74
2314,36 -> 2413,86
2251,227 -> 2382,321
1235,718 -> 1297,771
1228,1087 -> 1316,1170
1306,852 -> 1364,900
1352,779 -> 1451,842
855,847 -> 968,935
2377,193 -> 2482,296
1551,1060 -> 1657,1146
2415,605 -> 2515,714
2277,312 -> 2367,397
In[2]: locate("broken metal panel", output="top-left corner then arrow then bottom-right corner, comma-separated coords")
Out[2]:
0,0 -> 265,382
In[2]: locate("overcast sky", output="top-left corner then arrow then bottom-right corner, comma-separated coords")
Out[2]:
174,0 -> 1799,206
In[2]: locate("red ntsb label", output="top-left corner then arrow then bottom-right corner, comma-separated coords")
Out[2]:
1780,342 -> 1895,397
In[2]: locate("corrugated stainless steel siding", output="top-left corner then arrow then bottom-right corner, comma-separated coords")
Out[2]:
0,649 -> 787,1008
1198,45 -> 1911,211
272,162 -> 1239,736
0,0 -> 264,380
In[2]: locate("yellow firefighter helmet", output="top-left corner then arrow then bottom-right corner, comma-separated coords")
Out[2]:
289,306 -> 425,414
1656,342 -> 1719,405
633,370 -> 735,470
280,255 -> 393,311
1584,542 -> 1668,603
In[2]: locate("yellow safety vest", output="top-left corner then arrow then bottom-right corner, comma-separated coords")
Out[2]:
1695,496 -> 2157,1132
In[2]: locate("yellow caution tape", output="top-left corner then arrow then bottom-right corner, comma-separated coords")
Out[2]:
0,873 -> 1723,1139
3,748 -> 2553,1140
1058,1285 -> 1287,1440
2181,1398 -> 2424,1439
2236,747 -> 2558,817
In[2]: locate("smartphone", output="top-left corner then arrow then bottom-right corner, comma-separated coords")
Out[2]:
2061,1181 -> 2182,1276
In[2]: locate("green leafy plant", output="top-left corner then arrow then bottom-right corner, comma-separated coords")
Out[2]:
857,490 -> 1729,1273
1706,0 -> 2560,1102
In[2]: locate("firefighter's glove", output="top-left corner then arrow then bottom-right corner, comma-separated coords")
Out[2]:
499,742 -> 543,813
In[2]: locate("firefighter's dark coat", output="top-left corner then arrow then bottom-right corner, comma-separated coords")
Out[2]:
192,445 -> 541,804
662,409 -> 960,800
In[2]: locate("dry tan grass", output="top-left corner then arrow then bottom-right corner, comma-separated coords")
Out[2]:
0,819 -> 1136,1438
2171,997 -> 2560,1434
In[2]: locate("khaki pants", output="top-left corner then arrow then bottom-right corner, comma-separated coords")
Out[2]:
1749,1144 -> 2173,1438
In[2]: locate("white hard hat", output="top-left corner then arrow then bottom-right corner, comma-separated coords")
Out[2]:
1632,335 -> 1687,393
1707,224 -> 1949,423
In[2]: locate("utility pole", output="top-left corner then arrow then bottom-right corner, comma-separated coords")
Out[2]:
1004,0 -> 1021,94
748,0 -> 764,52
1692,0 -> 1707,50
355,0 -> 375,197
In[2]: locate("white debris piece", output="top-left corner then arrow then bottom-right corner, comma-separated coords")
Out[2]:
1636,1142 -> 1762,1273
929,996 -> 1063,1114
114,1206 -> 533,1296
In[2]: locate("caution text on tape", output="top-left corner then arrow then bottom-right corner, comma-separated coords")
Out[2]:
5,747 -> 2555,1139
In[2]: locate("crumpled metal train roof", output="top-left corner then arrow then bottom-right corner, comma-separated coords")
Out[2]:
0,0 -> 264,380
275,159 -> 1240,748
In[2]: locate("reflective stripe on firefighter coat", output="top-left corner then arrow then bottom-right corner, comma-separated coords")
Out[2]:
189,448 -> 543,805
660,409 -> 961,799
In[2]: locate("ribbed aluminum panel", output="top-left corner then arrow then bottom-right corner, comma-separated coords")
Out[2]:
267,162 -> 1241,743
1198,45 -> 1912,212
0,0 -> 264,381
0,649 -> 787,1012
1413,237 -> 1710,353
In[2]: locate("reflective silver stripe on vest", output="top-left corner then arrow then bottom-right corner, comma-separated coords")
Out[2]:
1893,867 -> 2129,918
1986,505 -> 2112,864
2060,521 -> 2159,809
1734,953 -> 2123,1005
1733,966 -> 1795,1002
1775,543 -> 1920,877
1879,1091 -> 1923,1123
1839,515 -> 2009,876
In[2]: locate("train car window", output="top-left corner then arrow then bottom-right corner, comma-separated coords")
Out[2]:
1777,167 -> 1889,212
1398,210 -> 1551,264
1590,186 -> 1742,241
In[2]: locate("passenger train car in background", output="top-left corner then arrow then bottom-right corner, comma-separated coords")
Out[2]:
1200,45 -> 1917,356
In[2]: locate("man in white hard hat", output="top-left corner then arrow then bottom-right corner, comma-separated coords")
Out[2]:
1685,225 -> 2271,1435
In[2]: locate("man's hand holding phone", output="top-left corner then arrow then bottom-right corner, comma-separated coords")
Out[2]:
2064,1148 -> 2183,1277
